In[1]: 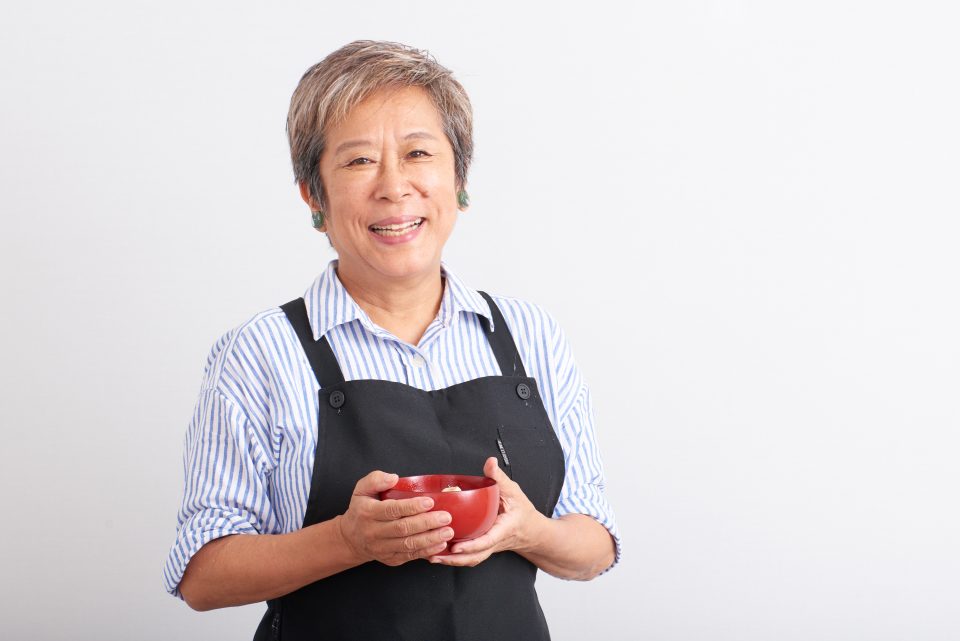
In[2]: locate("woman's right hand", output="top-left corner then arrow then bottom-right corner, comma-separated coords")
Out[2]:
336,471 -> 454,566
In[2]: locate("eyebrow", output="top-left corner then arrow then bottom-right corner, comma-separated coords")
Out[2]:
333,131 -> 439,155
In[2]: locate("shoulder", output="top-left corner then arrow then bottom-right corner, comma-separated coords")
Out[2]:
198,306 -> 295,395
482,293 -> 569,391
482,292 -> 585,421
483,292 -> 563,354
443,262 -> 561,345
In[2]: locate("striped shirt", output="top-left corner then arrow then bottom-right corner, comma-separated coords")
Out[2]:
163,260 -> 621,597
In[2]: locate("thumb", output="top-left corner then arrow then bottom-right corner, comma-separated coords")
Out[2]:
354,470 -> 399,497
483,456 -> 510,484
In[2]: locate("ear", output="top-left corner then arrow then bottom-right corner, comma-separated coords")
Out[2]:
298,182 -> 318,210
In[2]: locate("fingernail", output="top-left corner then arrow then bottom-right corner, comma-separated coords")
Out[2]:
442,528 -> 454,539
420,498 -> 434,509
438,512 -> 451,525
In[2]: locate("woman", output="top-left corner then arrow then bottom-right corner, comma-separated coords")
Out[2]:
163,40 -> 620,641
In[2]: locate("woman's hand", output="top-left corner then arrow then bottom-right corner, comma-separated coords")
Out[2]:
337,470 -> 455,566
428,457 -> 546,567
179,470 -> 454,610
427,458 -> 616,579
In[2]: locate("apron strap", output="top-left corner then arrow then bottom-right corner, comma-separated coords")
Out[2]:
281,292 -> 527,384
280,298 -> 346,388
477,291 -> 528,378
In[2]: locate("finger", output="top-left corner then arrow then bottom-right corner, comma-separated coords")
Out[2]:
376,497 -> 436,521
429,548 -> 492,567
484,457 -> 520,502
393,526 -> 455,555
354,470 -> 399,497
449,535 -> 491,555
385,510 -> 452,537
385,538 -> 451,565
449,519 -> 505,554
421,540 -> 451,557
484,456 -> 511,484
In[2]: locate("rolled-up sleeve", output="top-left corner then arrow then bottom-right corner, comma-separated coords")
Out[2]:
552,383 -> 622,571
547,318 -> 622,573
162,386 -> 275,599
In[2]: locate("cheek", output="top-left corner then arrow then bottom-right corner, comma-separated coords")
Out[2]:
432,183 -> 460,211
325,176 -> 361,203
412,161 -> 456,192
324,181 -> 372,222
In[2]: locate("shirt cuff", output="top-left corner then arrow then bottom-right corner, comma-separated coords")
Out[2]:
162,508 -> 262,599
552,484 -> 622,575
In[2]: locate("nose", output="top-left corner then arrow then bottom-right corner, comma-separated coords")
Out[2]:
374,156 -> 412,203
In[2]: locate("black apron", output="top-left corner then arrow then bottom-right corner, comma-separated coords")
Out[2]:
254,292 -> 566,641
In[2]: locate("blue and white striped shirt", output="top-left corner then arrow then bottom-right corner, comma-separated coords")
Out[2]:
163,260 -> 621,597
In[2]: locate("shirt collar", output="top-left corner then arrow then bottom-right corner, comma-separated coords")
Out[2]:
438,260 -> 495,330
303,259 -> 494,342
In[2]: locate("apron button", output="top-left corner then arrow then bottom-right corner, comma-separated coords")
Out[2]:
329,390 -> 345,408
516,383 -> 531,400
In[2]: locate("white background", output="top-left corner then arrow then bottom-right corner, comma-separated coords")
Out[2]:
2,1 -> 958,639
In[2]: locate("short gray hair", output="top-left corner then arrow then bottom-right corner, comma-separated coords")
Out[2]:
287,40 -> 474,209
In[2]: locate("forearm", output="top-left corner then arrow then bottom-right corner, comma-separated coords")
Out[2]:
519,513 -> 615,580
179,515 -> 361,611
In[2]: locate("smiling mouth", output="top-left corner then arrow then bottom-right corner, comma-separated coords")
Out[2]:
369,218 -> 424,237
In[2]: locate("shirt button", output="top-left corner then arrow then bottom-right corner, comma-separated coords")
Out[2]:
329,390 -> 345,408
516,383 -> 531,400
411,355 -> 426,369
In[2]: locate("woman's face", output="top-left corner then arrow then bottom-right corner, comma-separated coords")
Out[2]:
311,85 -> 461,286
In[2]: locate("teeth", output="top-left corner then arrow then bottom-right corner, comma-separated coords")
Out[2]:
370,219 -> 423,236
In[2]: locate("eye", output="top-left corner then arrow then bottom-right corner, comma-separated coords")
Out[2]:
408,149 -> 432,159
346,157 -> 373,167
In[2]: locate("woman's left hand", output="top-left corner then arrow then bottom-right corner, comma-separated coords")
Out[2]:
428,456 -> 545,567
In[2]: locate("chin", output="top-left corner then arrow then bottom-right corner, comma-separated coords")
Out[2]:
368,253 -> 440,280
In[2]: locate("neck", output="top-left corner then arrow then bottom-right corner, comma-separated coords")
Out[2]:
334,260 -> 444,346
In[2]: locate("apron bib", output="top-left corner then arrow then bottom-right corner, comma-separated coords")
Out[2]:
254,293 -> 565,641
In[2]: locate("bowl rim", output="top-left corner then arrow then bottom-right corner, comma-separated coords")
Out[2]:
382,474 -> 497,496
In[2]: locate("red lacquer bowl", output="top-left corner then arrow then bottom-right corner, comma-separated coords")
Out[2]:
379,474 -> 500,543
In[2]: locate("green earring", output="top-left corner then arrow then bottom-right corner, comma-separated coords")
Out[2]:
311,210 -> 324,228
457,190 -> 470,209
